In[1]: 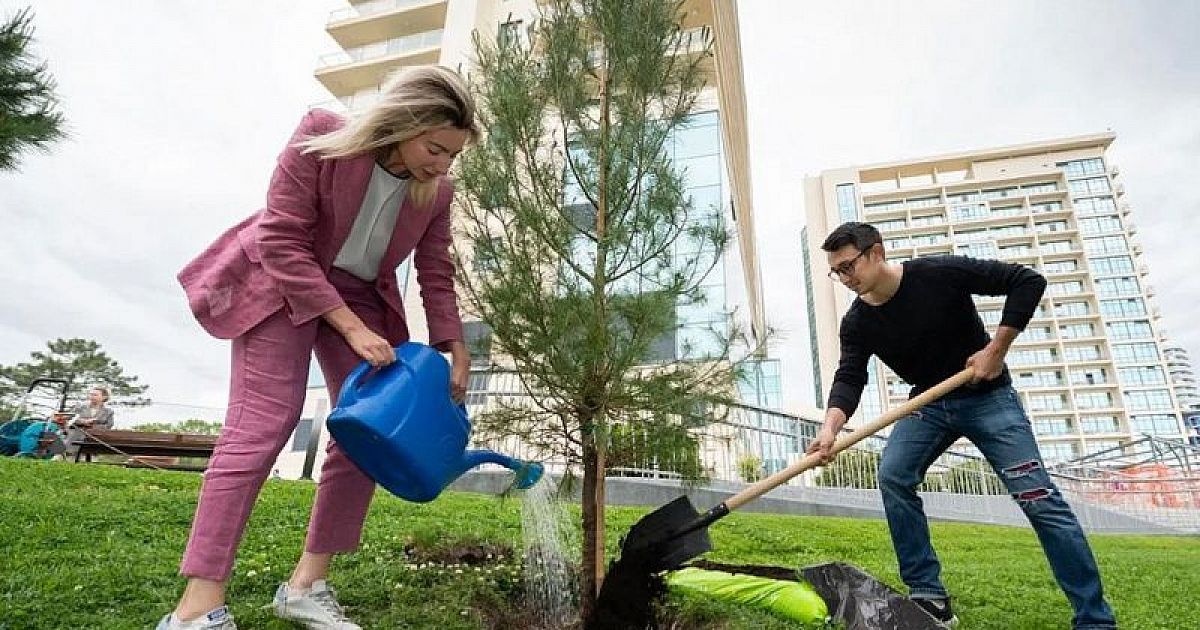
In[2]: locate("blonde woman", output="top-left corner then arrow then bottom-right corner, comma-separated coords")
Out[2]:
161,66 -> 479,630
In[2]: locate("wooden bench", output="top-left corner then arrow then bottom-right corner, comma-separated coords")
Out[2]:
74,429 -> 218,471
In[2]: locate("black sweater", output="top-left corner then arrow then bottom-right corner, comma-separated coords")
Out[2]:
827,255 -> 1047,416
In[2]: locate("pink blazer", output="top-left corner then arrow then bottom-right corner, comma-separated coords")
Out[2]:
178,109 -> 463,349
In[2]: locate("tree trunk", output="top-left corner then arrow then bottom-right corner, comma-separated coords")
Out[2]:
579,431 -> 601,622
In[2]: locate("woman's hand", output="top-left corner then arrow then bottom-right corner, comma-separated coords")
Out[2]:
448,340 -> 470,403
324,306 -> 395,367
345,327 -> 395,367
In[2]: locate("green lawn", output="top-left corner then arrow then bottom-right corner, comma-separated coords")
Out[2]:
1,457 -> 1196,629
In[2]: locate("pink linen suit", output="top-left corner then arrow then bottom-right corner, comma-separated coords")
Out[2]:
176,109 -> 463,580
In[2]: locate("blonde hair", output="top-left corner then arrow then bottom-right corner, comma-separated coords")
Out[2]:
300,65 -> 479,207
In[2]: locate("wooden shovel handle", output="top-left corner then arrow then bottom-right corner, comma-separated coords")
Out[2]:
724,368 -> 976,512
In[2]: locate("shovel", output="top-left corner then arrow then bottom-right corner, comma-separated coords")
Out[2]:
593,367 -> 976,627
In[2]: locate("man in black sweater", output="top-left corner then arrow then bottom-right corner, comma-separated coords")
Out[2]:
807,222 -> 1116,629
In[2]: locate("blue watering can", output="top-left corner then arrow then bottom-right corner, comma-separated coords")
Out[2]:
327,341 -> 544,503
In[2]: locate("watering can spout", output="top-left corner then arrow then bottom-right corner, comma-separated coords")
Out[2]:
458,449 -> 545,489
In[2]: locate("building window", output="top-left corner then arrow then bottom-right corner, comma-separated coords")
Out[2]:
1040,442 -> 1079,463
1080,415 -> 1119,434
864,199 -> 903,213
1022,182 -> 1059,195
1009,348 -> 1057,366
1034,418 -> 1074,436
1074,391 -> 1114,409
1124,389 -> 1174,412
1079,216 -> 1122,235
950,204 -> 989,222
1084,235 -> 1128,256
1059,323 -> 1095,339
1029,393 -> 1068,411
1070,367 -> 1108,386
1015,370 -> 1062,387
1064,345 -> 1102,362
1046,259 -> 1084,273
1095,276 -> 1139,296
1059,158 -> 1105,178
1074,196 -> 1117,216
1119,366 -> 1167,386
1048,281 -> 1084,296
981,186 -> 1019,200
836,183 -> 858,223
1091,255 -> 1135,276
906,195 -> 941,208
1039,240 -> 1075,255
463,320 -> 493,366
1130,414 -> 1180,435
499,20 -> 523,46
1112,342 -> 1159,364
1105,320 -> 1153,340
1099,298 -> 1147,319
1054,301 -> 1090,317
1069,177 -> 1111,196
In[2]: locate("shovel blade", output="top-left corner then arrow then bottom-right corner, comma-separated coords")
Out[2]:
620,495 -> 713,572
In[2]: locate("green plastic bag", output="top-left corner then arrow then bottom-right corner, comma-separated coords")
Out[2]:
667,567 -> 829,624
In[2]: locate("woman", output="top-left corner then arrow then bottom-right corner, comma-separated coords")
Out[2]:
63,386 -> 114,456
159,66 -> 478,630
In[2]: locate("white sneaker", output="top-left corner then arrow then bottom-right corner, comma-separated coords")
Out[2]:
155,606 -> 237,630
272,580 -> 362,629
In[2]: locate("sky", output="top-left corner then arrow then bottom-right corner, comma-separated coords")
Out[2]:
1,1 -> 1197,423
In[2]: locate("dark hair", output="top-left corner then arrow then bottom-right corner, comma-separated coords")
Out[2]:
821,221 -> 882,253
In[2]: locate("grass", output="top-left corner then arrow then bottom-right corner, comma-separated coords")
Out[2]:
0,457 -> 1197,629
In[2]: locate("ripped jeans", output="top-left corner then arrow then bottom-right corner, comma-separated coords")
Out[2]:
879,385 -> 1116,629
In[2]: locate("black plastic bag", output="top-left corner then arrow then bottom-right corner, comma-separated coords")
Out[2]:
801,562 -> 943,630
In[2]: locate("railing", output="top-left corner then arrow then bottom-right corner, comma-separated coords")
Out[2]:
464,371 -> 1200,533
317,28 -> 444,69
328,0 -> 436,24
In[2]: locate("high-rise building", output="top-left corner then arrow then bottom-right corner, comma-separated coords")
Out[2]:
1164,345 -> 1200,411
803,134 -> 1188,463
276,0 -> 771,478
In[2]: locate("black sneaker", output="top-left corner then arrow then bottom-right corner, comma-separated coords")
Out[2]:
913,597 -> 959,627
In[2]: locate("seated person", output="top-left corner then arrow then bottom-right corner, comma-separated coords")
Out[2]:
64,386 -> 115,457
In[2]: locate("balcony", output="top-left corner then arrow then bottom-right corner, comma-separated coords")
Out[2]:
327,0 -> 447,49
316,28 -> 443,94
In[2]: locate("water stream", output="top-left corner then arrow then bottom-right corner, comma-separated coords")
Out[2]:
520,475 -> 580,629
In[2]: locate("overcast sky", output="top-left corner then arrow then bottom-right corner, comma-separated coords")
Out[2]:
1,1 -> 1197,422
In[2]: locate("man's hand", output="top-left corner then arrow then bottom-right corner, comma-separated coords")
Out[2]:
966,344 -> 1005,384
806,407 -> 848,465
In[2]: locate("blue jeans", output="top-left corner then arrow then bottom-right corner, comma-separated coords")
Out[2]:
878,385 -> 1117,629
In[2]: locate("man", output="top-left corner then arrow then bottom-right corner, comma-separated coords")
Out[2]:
807,222 -> 1116,629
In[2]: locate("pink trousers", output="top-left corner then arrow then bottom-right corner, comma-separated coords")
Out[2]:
180,269 -> 393,581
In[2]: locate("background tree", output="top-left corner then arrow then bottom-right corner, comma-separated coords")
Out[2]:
456,0 -> 762,618
132,419 -> 222,435
0,7 -> 66,171
0,338 -> 151,419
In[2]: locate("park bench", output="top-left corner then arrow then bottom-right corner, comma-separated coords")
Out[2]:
73,429 -> 218,472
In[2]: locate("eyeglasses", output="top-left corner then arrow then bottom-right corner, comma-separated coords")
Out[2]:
827,249 -> 871,281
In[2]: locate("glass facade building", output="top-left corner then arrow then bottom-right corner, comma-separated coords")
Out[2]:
803,134 -> 1187,463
